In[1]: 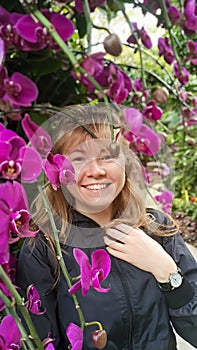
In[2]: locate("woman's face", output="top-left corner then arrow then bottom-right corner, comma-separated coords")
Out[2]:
65,138 -> 126,215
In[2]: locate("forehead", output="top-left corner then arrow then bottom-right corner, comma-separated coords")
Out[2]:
67,138 -> 112,155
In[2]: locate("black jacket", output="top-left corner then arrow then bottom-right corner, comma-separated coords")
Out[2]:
16,208 -> 197,350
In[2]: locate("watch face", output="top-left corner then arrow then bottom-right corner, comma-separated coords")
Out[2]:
170,272 -> 182,288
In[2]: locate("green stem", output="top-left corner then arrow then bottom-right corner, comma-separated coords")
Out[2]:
113,0 -> 146,88
32,9 -> 114,142
0,292 -> 35,350
0,266 -> 44,350
37,183 -> 86,330
85,321 -> 103,330
82,0 -> 92,55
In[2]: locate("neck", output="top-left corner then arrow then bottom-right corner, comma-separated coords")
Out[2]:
77,206 -> 112,226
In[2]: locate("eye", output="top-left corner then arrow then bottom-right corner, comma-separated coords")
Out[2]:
71,157 -> 85,163
99,154 -> 114,161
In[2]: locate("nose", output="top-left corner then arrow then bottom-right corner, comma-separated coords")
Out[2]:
85,159 -> 106,177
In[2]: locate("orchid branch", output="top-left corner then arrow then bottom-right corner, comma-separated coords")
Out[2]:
0,292 -> 34,350
0,265 -> 44,350
37,183 -> 86,330
113,0 -> 146,89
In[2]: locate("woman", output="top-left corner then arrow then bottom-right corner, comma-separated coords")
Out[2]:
17,104 -> 197,350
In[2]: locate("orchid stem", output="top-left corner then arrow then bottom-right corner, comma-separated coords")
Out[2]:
0,266 -> 44,350
37,183 -> 86,329
82,0 -> 92,55
0,294 -> 34,350
85,321 -> 103,330
114,0 -> 146,89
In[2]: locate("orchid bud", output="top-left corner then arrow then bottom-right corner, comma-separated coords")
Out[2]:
153,87 -> 169,104
103,34 -> 122,57
109,142 -> 120,157
186,138 -> 196,147
91,330 -> 107,349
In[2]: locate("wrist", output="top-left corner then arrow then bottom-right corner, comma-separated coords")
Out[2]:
153,261 -> 178,283
158,267 -> 183,292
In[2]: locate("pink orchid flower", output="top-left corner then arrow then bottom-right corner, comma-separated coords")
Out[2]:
43,152 -> 75,190
69,249 -> 111,296
26,284 -> 46,315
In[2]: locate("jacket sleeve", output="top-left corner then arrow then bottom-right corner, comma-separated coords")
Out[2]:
16,234 -> 66,349
148,208 -> 197,347
163,233 -> 197,348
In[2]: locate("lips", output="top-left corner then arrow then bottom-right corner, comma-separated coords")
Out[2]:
82,183 -> 110,190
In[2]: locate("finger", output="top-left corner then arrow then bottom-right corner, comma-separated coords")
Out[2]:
105,228 -> 127,243
104,237 -> 127,252
113,223 -> 134,235
106,246 -> 126,260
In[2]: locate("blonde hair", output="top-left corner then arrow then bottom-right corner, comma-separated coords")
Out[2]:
32,104 -> 178,239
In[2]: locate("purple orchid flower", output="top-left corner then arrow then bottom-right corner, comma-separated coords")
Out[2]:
1,67 -> 38,106
140,27 -> 152,49
123,124 -> 161,156
69,249 -> 111,296
75,0 -> 106,13
143,100 -> 163,121
66,323 -> 83,350
173,63 -> 189,85
135,124 -> 161,156
26,284 -> 46,315
15,11 -> 75,48
123,107 -> 143,135
0,315 -> 21,350
0,128 -> 42,182
168,6 -> 181,24
43,152 -> 75,191
22,114 -> 52,156
154,190 -> 174,214
78,52 -> 106,93
184,0 -> 197,32
0,181 -> 38,264
158,37 -> 175,65
106,63 -> 132,104
186,40 -> 197,65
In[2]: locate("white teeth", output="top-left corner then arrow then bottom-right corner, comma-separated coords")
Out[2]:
85,184 -> 108,190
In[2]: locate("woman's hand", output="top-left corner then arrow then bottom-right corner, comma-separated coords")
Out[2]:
104,223 -> 177,283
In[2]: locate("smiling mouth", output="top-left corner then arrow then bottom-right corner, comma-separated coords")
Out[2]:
83,183 -> 110,190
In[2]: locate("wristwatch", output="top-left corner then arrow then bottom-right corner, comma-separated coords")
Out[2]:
158,267 -> 183,291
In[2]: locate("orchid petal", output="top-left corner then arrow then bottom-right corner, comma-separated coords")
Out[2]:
91,249 -> 111,279
26,284 -> 46,315
0,315 -> 21,348
124,108 -> 143,135
51,14 -> 75,41
9,72 -> 38,106
20,146 -> 42,182
22,114 -> 52,156
66,323 -> 83,350
15,15 -> 41,43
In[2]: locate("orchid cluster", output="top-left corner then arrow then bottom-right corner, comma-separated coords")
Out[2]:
0,0 -> 197,347
0,112 -> 112,349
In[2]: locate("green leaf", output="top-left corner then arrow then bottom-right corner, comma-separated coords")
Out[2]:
75,13 -> 87,38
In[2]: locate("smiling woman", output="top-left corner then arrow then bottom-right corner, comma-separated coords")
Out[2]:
16,104 -> 197,350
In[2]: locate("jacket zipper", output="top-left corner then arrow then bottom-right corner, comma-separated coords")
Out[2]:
113,259 -> 133,350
